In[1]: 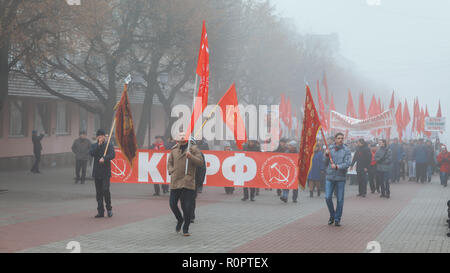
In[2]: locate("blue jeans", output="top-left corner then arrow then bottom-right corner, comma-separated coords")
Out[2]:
282,189 -> 299,201
440,172 -> 448,186
325,180 -> 345,222
427,165 -> 433,181
408,160 -> 416,178
376,170 -> 390,196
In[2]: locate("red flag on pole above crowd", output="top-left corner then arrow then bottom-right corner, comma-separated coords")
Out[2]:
298,85 -> 321,190
437,100 -> 442,117
217,83 -> 247,149
368,95 -> 378,117
424,106 -> 431,137
322,71 -> 329,105
395,102 -> 403,140
359,93 -> 367,119
317,80 -> 327,131
186,20 -> 210,139
389,91 -> 395,109
286,97 -> 292,130
403,98 -> 411,138
115,83 -> 138,167
346,89 -> 357,118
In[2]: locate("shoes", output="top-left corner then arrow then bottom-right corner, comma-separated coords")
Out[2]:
80,180 -> 85,184
335,221 -> 341,227
250,198 -> 255,202
361,194 -> 366,197
385,195 -> 390,199
293,200 -> 298,203
280,196 -> 287,203
153,193 -> 160,196
176,220 -> 184,233
328,217 -> 334,225
183,232 -> 191,237
241,197 -> 248,201
107,210 -> 113,217
190,219 -> 195,223
94,213 -> 104,218
310,191 -> 313,198
380,194 -> 386,198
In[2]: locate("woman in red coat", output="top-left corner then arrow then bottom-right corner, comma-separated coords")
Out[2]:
436,145 -> 450,187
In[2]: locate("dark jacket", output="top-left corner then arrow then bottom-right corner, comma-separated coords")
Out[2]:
374,146 -> 392,172
351,144 -> 372,171
89,142 -> 115,179
308,150 -> 325,181
72,138 -> 92,160
195,152 -> 207,189
413,144 -> 428,164
32,134 -> 44,154
324,144 -> 352,181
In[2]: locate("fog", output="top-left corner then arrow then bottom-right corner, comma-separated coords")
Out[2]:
273,0 -> 450,141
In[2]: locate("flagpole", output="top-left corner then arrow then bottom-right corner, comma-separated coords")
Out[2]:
104,118 -> 116,157
185,74 -> 199,175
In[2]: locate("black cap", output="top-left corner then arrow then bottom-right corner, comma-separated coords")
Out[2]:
96,129 -> 106,137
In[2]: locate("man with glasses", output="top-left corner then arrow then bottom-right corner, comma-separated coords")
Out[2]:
324,132 -> 352,227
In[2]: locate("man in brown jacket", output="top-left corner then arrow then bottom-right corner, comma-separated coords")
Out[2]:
168,132 -> 204,236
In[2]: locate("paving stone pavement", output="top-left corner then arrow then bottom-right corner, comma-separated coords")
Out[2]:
0,167 -> 449,253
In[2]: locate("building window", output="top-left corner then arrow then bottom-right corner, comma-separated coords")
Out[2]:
56,102 -> 70,135
34,103 -> 50,135
9,100 -> 25,137
79,106 -> 88,134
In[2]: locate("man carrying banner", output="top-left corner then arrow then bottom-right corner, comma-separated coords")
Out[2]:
90,129 -> 116,218
324,132 -> 352,226
167,132 -> 204,236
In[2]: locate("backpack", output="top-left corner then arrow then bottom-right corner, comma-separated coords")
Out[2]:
195,152 -> 206,189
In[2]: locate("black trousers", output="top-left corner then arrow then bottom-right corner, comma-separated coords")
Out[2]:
243,187 -> 256,199
154,184 -> 169,194
75,160 -> 88,181
31,152 -> 41,172
416,163 -> 427,183
368,165 -> 377,193
357,170 -> 368,195
94,177 -> 112,214
169,188 -> 195,233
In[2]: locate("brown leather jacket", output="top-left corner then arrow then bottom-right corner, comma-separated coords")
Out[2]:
168,143 -> 203,190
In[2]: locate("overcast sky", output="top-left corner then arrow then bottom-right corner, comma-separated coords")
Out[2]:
273,0 -> 449,141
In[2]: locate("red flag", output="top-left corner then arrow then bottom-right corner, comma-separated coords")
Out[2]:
437,100 -> 442,117
115,84 -> 138,167
412,98 -> 418,134
419,107 -> 425,134
186,21 -> 210,139
286,97 -> 292,129
389,91 -> 395,109
298,85 -> 321,190
368,95 -> 378,117
217,83 -> 247,149
358,93 -> 367,119
317,80 -> 327,131
424,106 -> 431,137
322,71 -> 329,105
403,98 -> 411,131
330,93 -> 336,111
395,102 -> 403,140
346,89 -> 357,118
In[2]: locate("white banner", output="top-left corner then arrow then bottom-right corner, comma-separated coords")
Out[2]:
425,117 -> 445,132
330,110 -> 394,132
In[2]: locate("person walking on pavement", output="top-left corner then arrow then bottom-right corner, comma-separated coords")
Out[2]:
242,140 -> 261,202
374,139 -> 392,199
306,144 -> 325,198
324,132 -> 352,227
167,132 -> 204,236
437,145 -> 450,187
368,143 -> 379,193
72,131 -> 92,184
223,142 -> 235,194
350,139 -> 372,197
191,139 -> 207,223
89,129 -> 115,218
426,140 -> 435,183
280,141 -> 300,203
406,141 -> 416,182
151,136 -> 169,195
414,139 -> 428,183
31,130 -> 45,173
275,138 -> 289,196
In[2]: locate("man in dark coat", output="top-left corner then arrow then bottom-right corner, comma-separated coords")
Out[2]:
414,139 -> 428,183
31,130 -> 44,173
72,131 -> 91,184
350,139 -> 372,197
89,129 -> 115,218
242,140 -> 261,201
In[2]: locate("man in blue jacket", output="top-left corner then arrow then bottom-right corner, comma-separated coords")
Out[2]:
414,139 -> 428,183
90,129 -> 115,218
324,132 -> 352,226
307,144 -> 325,198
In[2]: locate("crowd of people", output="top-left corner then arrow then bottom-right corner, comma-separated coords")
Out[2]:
28,129 -> 449,234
